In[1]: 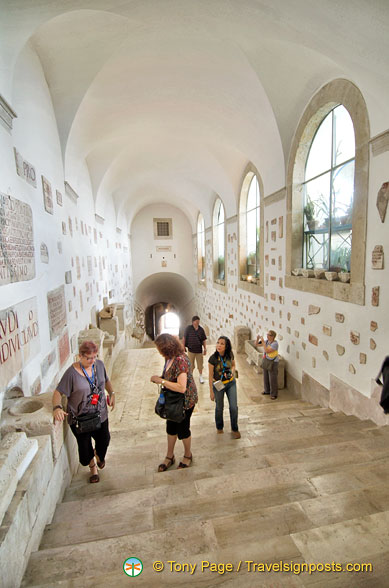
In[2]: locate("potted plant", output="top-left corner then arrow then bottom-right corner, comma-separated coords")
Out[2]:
304,198 -> 316,230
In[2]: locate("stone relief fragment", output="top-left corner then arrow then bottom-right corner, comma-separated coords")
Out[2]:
309,334 -> 318,346
0,193 -> 35,284
350,331 -> 360,345
42,175 -> 53,214
336,345 -> 345,356
371,286 -> 380,307
376,181 -> 389,222
372,245 -> 384,269
308,305 -> 320,315
40,242 -> 49,264
335,313 -> 345,323
56,190 -> 63,206
349,364 -> 356,374
370,321 -> 378,331
370,338 -> 376,350
360,353 -> 367,364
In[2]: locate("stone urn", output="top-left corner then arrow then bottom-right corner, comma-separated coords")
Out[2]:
325,271 -> 338,281
314,269 -> 325,279
338,271 -> 350,283
301,269 -> 314,278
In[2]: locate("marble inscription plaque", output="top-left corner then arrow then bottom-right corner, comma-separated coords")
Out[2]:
76,256 -> 81,279
58,329 -> 70,368
14,148 -> 37,187
372,245 -> 384,269
30,376 -> 41,395
65,270 -> 72,284
0,193 -> 35,285
40,349 -> 56,378
0,297 -> 40,388
87,256 -> 93,276
42,176 -> 53,214
372,286 -> 380,307
47,285 -> 67,340
56,190 -> 63,206
40,242 -> 49,264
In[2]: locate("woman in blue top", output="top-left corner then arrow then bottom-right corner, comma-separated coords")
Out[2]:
208,336 -> 240,438
256,330 -> 279,399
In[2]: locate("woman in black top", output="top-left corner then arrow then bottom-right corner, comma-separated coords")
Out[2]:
208,336 -> 240,438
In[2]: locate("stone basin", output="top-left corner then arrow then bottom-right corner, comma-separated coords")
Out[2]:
9,399 -> 44,416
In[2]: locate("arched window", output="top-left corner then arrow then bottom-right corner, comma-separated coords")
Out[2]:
303,105 -> 355,271
197,213 -> 206,282
285,79 -> 369,304
238,165 -> 264,295
246,175 -> 260,278
213,198 -> 225,284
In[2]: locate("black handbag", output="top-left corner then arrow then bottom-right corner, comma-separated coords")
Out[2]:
155,388 -> 185,423
74,411 -> 102,434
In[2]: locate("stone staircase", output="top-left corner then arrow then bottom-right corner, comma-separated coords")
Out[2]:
21,348 -> 389,587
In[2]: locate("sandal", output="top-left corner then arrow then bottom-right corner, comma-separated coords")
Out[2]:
94,450 -> 105,469
157,455 -> 175,472
177,455 -> 193,469
89,461 -> 100,484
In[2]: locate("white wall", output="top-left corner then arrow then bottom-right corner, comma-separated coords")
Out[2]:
0,42 -> 134,414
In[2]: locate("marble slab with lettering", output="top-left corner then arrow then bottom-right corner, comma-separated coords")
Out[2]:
47,285 -> 67,340
41,349 -> 57,378
372,245 -> 384,269
14,148 -> 37,187
0,297 -> 40,389
42,176 -> 53,215
58,329 -> 70,368
0,192 -> 35,285
40,242 -> 49,264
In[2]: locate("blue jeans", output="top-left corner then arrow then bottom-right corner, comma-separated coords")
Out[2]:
214,379 -> 239,432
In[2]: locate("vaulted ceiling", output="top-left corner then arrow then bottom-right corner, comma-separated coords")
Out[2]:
2,0 -> 388,229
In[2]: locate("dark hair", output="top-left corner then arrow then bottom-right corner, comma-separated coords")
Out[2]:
155,333 -> 184,359
192,315 -> 200,322
79,340 -> 98,355
217,336 -> 233,360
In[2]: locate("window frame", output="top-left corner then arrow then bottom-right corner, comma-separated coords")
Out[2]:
238,163 -> 264,296
285,79 -> 369,305
212,197 -> 226,286
197,213 -> 206,285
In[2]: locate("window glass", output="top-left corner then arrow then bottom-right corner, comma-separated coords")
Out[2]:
246,176 -> 260,278
303,105 -> 355,271
197,214 -> 205,281
214,199 -> 225,282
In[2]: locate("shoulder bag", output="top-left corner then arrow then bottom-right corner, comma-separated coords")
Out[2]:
155,387 -> 185,422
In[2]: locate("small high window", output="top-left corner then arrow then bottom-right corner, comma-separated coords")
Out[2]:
197,213 -> 206,282
213,198 -> 225,284
153,218 -> 172,239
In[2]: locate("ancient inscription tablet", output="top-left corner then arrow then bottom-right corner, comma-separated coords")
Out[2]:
0,192 -> 35,285
47,285 -> 67,340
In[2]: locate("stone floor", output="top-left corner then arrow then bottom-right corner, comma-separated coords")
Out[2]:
22,346 -> 389,587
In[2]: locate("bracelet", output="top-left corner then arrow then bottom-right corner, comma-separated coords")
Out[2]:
53,405 -> 62,411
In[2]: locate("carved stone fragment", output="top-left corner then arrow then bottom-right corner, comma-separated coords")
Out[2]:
370,338 -> 376,350
349,364 -> 356,374
309,334 -> 318,346
350,331 -> 360,345
372,286 -> 380,306
323,350 -> 329,361
335,313 -> 345,323
360,353 -> 367,364
336,345 -> 345,356
308,305 -> 320,315
372,245 -> 384,269
376,181 -> 389,222
370,321 -> 378,331
323,325 -> 332,336
312,357 -> 316,368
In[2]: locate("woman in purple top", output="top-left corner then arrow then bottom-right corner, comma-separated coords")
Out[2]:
151,334 -> 198,471
52,340 -> 115,483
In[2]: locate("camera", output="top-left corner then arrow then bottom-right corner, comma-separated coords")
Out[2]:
221,370 -> 233,382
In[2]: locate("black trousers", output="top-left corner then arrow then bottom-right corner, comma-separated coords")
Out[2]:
70,418 -> 110,466
166,406 -> 194,440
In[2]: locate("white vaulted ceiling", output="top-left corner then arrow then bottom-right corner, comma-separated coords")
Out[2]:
2,0 -> 389,229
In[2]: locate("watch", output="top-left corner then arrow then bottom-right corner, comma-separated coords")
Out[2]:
161,380 -> 165,386
53,405 -> 62,411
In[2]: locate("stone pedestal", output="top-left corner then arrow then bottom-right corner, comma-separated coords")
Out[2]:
234,325 -> 251,354
77,327 -> 105,358
98,316 -> 119,343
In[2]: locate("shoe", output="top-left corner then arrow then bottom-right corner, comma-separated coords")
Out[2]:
232,431 -> 241,439
89,460 -> 100,484
271,396 -> 277,400
94,450 -> 105,469
217,429 -> 224,434
199,375 -> 205,384
157,455 -> 175,472
177,455 -> 193,469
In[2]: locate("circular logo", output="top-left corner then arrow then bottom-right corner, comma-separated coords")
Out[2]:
123,557 -> 143,577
